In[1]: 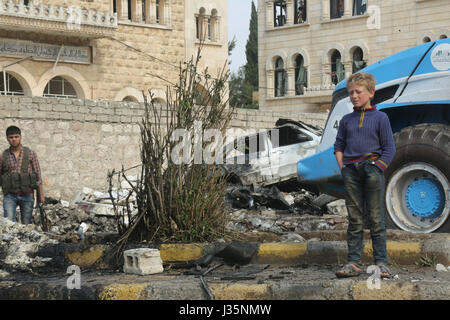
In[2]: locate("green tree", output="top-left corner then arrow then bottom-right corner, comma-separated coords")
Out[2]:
229,67 -> 257,109
228,36 -> 237,63
229,1 -> 259,109
244,1 -> 258,89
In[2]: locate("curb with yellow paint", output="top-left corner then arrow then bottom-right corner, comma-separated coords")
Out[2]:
252,243 -> 307,264
59,237 -> 450,268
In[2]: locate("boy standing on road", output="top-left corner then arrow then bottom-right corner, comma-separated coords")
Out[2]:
0,126 -> 45,224
334,73 -> 396,278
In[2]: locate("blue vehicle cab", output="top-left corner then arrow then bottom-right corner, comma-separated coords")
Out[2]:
297,38 -> 450,233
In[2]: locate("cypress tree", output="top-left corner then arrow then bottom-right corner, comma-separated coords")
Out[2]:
244,1 -> 258,90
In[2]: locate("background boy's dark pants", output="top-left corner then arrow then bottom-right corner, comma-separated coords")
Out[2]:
341,162 -> 388,266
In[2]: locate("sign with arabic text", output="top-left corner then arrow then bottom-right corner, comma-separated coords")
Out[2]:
0,39 -> 91,64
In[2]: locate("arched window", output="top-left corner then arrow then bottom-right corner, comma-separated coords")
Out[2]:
43,76 -> 77,98
274,57 -> 286,97
423,36 -> 432,43
210,9 -> 219,42
0,72 -> 24,96
123,96 -> 138,102
114,0 -> 168,24
352,47 -> 366,73
274,1 -> 287,27
331,50 -> 344,85
294,55 -> 307,95
153,97 -> 165,104
196,7 -> 206,40
294,0 -> 307,24
440,35 -> 448,39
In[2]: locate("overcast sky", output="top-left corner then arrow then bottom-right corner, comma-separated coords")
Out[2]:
228,0 -> 256,74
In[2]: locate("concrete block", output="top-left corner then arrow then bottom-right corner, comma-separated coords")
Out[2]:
422,237 -> 450,265
123,248 -> 164,276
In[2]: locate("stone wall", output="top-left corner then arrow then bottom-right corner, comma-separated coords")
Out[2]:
0,96 -> 327,200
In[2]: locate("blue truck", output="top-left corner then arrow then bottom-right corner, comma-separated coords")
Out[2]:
297,38 -> 450,233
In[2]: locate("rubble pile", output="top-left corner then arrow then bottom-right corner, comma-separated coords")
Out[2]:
226,207 -> 347,236
0,217 -> 58,273
225,185 -> 348,235
33,201 -> 118,236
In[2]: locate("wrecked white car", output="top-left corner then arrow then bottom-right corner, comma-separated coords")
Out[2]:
222,119 -> 322,186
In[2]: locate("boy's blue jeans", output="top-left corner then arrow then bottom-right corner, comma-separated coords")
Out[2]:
3,193 -> 34,224
341,161 -> 388,266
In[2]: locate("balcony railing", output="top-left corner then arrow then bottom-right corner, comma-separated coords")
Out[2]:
0,0 -> 117,38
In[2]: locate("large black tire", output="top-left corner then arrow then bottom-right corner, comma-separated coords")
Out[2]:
384,123 -> 450,233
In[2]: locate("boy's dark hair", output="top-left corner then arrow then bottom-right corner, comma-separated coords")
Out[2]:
6,126 -> 21,136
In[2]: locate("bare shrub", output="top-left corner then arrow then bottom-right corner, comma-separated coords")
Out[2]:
108,50 -> 234,253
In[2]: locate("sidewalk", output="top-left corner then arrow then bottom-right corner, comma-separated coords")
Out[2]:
0,230 -> 449,300
1,264 -> 449,300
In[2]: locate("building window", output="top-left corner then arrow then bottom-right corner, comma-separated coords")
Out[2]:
43,76 -> 77,99
196,8 -> 206,40
295,55 -> 307,95
156,0 -> 161,23
195,8 -> 219,42
423,36 -> 431,43
142,0 -> 146,21
0,73 -> 24,96
114,0 -> 168,25
196,16 -> 200,39
274,1 -> 287,27
294,0 -> 307,24
123,96 -> 138,102
210,9 -> 219,42
440,35 -> 448,39
274,57 -> 286,97
331,50 -> 344,85
330,0 -> 344,19
127,0 -> 132,20
207,17 -> 211,40
352,47 -> 366,73
353,0 -> 367,16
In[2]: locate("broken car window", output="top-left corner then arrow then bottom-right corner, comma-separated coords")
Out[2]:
270,126 -> 313,148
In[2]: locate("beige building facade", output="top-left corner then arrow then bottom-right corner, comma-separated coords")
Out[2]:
258,0 -> 450,112
0,0 -> 228,103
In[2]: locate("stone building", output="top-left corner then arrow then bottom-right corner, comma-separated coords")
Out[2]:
258,0 -> 450,112
0,0 -> 228,102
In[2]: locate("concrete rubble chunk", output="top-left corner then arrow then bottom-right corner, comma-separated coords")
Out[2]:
436,264 -> 448,272
326,199 -> 348,216
123,248 -> 164,276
